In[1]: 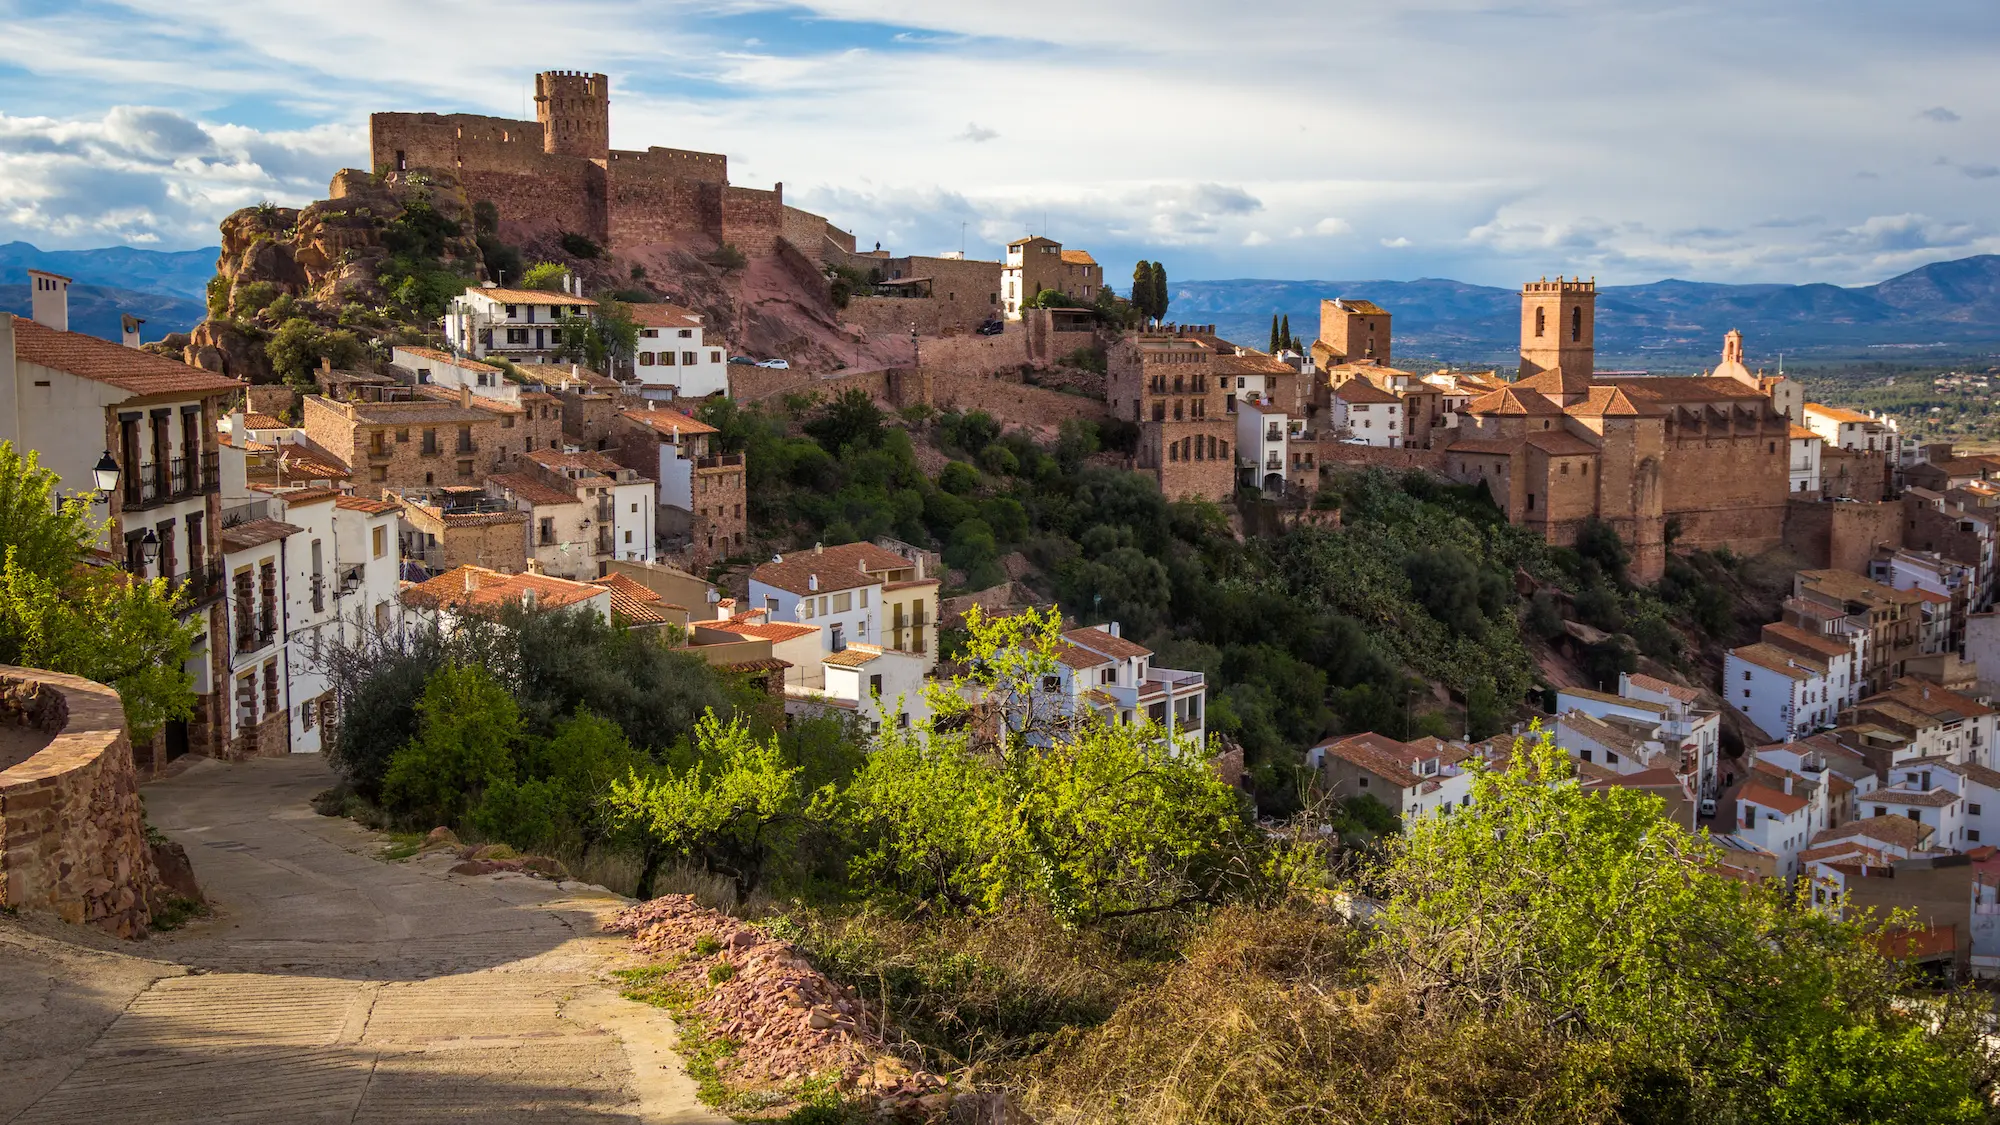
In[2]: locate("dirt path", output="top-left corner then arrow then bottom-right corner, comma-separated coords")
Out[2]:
0,756 -> 726,1125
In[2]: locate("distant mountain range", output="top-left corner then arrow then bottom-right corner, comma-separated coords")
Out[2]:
7,239 -> 2000,367
0,241 -> 213,342
1174,255 -> 2000,368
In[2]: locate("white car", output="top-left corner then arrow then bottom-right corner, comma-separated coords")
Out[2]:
755,358 -> 790,370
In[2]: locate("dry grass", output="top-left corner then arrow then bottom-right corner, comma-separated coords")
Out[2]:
1020,906 -> 1618,1125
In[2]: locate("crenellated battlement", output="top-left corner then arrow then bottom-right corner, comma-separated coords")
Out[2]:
1523,276 -> 1597,294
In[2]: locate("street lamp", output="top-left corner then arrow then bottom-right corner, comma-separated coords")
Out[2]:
138,528 -> 159,566
92,450 -> 120,497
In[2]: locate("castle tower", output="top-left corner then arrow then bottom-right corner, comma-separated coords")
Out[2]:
1318,297 -> 1391,367
535,71 -> 610,160
1517,277 -> 1595,388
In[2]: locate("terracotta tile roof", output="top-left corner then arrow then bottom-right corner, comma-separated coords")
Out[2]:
1739,780 -> 1809,816
710,619 -> 820,643
627,303 -> 705,329
1872,784 -> 1961,808
414,384 -> 523,414
487,472 -> 581,508
468,288 -> 597,306
1058,250 -> 1097,266
594,573 -> 664,604
601,587 -> 667,624
1589,767 -> 1683,790
334,495 -> 400,515
1514,366 -> 1596,399
241,412 -> 288,429
750,542 -> 914,597
400,565 -> 605,613
1564,386 -> 1652,418
1445,437 -> 1523,455
1789,424 -> 1820,440
219,435 -> 278,452
1524,431 -> 1599,457
1873,923 -> 1956,962
619,406 -> 717,437
1214,352 -> 1294,376
1557,685 -> 1668,716
1062,625 -> 1151,661
1597,376 -> 1772,404
527,449 -> 638,479
1334,379 -> 1401,405
824,643 -> 886,668
321,395 -> 495,426
1731,643 -> 1819,680
883,578 -> 939,591
395,346 -> 500,373
1811,815 -> 1932,850
11,316 -> 243,397
1804,403 -> 1875,425
1051,639 -> 1110,670
1317,732 -> 1468,791
220,518 -> 302,553
1626,673 -> 1699,703
1330,298 -> 1388,316
271,486 -> 342,507
1867,678 -> 1994,722
515,363 -> 619,389
262,444 -> 353,481
1800,841 -> 1891,866
1467,385 -> 1563,416
1761,621 -> 1851,660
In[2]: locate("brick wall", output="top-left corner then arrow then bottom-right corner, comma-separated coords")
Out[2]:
0,666 -> 158,938
721,185 -> 785,256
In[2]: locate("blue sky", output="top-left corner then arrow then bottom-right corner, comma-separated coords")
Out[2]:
1,0 -> 1997,289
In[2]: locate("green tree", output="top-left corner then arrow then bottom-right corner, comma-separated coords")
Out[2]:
606,712 -> 818,899
1278,314 -> 1291,353
1377,731 -> 1995,1122
554,300 -> 640,376
0,442 -> 196,742
266,318 -> 366,388
1130,262 -> 1155,321
381,664 -> 521,824
520,261 -> 570,292
1268,313 -> 1281,354
1149,262 -> 1169,323
473,708 -> 641,857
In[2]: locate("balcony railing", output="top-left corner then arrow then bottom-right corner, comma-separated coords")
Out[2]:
124,450 -> 221,511
176,564 -> 226,608
694,453 -> 745,470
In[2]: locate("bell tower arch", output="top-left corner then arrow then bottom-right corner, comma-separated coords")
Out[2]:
1518,277 -> 1596,384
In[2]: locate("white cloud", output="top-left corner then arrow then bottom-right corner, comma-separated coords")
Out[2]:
1313,217 -> 1352,236
956,123 -> 999,143
1242,230 -> 1270,246
1380,236 -> 1412,248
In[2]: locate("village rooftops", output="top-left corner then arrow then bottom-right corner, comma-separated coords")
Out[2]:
751,541 -> 923,597
1738,780 -> 1809,815
619,405 -> 717,437
1594,376 -> 1772,405
1062,624 -> 1151,662
1761,622 -> 1852,660
1317,732 -> 1469,791
468,288 -> 599,307
334,495 -> 400,515
1058,250 -> 1097,266
1333,380 -> 1401,405
528,449 -> 640,479
1865,678 -> 1994,723
704,611 -> 820,644
1558,685 -> 1670,716
315,395 -> 495,426
488,472 -> 582,508
10,315 -> 243,398
515,363 -> 620,390
1789,423 -> 1820,441
824,643 -> 888,668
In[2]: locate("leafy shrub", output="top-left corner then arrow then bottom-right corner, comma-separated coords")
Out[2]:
707,243 -> 747,270
520,261 -> 570,292
381,664 -> 521,825
559,231 -> 601,259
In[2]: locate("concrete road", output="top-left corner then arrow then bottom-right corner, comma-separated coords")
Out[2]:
0,756 -> 727,1125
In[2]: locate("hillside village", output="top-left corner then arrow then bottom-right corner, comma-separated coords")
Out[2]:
8,65 -> 2000,1123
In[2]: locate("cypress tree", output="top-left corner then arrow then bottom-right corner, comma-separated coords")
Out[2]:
1150,262 -> 1169,323
1131,262 -> 1155,321
1278,314 -> 1292,353
1269,314 -> 1281,353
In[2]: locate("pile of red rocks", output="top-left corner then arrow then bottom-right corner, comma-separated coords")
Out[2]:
420,828 -> 570,880
607,895 -> 1028,1120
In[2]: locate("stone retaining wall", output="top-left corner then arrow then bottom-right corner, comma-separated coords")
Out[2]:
0,665 -> 157,937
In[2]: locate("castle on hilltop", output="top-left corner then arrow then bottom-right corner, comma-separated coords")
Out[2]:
369,70 -> 853,260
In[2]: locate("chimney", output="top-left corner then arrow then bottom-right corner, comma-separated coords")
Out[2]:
26,269 -> 69,332
809,574 -> 819,592
459,384 -> 472,408
120,313 -> 145,349
320,355 -> 332,376
1783,774 -> 1794,795
1109,622 -> 1121,638
814,542 -> 824,555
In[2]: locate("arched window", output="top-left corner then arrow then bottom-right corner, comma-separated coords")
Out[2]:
1571,306 -> 1582,342
1535,308 -> 1546,337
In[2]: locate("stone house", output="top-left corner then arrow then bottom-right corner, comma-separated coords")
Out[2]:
1001,237 -> 1100,319
612,404 -> 745,564
1106,328 -> 1238,502
629,303 -> 728,400
400,564 -> 613,636
1,275 -> 244,763
443,285 -> 598,366
1310,732 -> 1476,822
487,449 -> 655,580
392,487 -> 529,577
301,390 -> 505,499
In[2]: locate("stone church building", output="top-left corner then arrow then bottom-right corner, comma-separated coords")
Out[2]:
1444,278 -> 1791,583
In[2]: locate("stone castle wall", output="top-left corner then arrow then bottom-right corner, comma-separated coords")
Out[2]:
0,666 -> 158,938
720,186 -> 785,256
1782,498 -> 1902,573
1657,429 -> 1791,556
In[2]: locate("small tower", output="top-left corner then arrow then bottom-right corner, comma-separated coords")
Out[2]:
1318,297 -> 1391,368
535,70 -> 610,160
1517,276 -> 1595,387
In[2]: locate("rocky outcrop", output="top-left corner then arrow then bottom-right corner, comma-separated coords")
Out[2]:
0,666 -> 172,939
184,319 -> 274,384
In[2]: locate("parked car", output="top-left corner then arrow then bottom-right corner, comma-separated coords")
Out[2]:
976,319 -> 1004,336
756,359 -> 791,370
1339,436 -> 1373,446
727,356 -> 756,366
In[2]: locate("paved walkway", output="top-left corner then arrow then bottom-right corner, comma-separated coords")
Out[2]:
0,756 -> 726,1124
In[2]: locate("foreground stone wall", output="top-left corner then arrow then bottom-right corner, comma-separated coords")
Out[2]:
0,666 -> 156,938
